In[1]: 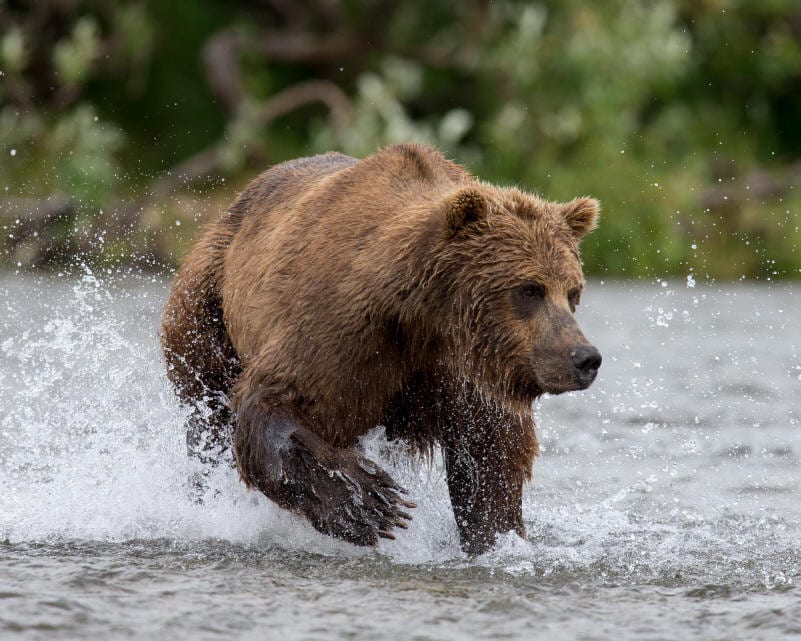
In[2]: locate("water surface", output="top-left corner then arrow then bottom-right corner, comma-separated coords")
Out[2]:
1,270 -> 799,640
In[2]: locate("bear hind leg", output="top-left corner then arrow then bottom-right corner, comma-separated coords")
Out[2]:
162,261 -> 240,469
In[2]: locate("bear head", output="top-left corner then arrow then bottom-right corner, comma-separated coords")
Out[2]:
431,184 -> 602,406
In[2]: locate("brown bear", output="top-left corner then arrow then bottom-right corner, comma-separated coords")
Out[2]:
161,143 -> 601,554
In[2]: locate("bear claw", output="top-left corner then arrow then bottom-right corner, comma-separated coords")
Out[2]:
279,436 -> 415,546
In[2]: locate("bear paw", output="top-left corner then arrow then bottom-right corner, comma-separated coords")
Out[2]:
284,433 -> 415,546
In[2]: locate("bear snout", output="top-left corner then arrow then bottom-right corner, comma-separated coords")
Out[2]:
570,345 -> 602,389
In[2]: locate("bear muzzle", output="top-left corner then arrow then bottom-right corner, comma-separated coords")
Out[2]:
570,344 -> 602,389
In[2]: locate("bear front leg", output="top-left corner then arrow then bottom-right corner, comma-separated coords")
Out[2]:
233,398 -> 415,546
443,442 -> 527,555
440,398 -> 538,555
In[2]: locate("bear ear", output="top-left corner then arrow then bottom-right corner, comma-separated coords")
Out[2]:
444,187 -> 488,232
561,197 -> 600,239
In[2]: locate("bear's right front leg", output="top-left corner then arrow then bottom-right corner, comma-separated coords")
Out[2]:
233,398 -> 414,546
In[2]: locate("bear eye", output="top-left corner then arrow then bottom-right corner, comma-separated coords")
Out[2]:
520,283 -> 546,300
568,287 -> 582,313
513,283 -> 546,317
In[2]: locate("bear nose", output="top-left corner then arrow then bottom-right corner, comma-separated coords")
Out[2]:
571,345 -> 602,388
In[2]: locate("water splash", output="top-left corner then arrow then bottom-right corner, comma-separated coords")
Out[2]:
1,271 -> 800,589
0,267 -> 462,560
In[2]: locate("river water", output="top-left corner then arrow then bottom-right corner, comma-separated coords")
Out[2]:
1,269 -> 799,640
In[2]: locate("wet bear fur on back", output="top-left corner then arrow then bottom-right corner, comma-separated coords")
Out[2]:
161,143 -> 599,554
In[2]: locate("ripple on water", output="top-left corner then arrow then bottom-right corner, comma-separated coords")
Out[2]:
1,272 -> 801,641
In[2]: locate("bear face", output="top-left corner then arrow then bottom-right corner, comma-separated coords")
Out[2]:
432,186 -> 601,405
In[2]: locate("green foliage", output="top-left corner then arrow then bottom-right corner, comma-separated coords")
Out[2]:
313,57 -> 475,156
1,27 -> 26,72
53,17 -> 102,88
1,0 -> 800,278
2,104 -> 123,206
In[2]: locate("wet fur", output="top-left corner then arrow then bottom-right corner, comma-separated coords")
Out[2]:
161,144 -> 598,553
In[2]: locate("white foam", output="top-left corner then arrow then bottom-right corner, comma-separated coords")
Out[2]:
0,268 -> 463,562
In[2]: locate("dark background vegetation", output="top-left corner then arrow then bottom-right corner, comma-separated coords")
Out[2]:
2,0 -> 801,279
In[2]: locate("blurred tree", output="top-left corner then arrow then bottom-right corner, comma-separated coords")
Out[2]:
1,0 -> 799,278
